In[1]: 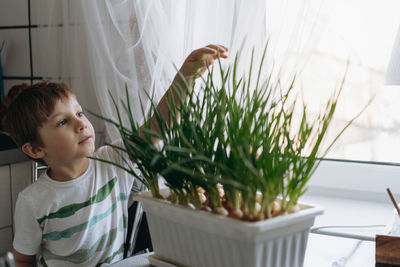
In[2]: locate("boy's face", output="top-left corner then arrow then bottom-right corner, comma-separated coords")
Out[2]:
36,94 -> 95,165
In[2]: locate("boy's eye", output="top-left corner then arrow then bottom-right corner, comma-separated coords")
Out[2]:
77,111 -> 84,117
57,119 -> 67,127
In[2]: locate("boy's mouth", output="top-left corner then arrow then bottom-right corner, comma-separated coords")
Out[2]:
78,136 -> 92,144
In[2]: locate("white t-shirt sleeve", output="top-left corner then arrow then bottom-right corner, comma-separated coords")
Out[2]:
13,193 -> 42,255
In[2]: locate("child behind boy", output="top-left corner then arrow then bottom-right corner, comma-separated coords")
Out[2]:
6,45 -> 228,267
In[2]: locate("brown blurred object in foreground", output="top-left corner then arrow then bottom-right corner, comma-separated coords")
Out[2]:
0,83 -> 28,131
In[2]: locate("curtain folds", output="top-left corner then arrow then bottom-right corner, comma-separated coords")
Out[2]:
35,0 -> 328,141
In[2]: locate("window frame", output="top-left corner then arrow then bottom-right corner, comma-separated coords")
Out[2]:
308,158 -> 400,201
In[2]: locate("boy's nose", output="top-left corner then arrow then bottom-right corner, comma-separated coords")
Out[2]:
75,118 -> 87,132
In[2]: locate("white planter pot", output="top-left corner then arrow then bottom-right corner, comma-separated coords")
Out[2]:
134,191 -> 323,267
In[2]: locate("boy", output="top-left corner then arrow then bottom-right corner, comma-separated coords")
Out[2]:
6,45 -> 228,267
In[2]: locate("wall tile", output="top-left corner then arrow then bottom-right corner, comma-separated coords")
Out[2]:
0,227 -> 12,254
69,0 -> 86,25
31,0 -> 63,26
10,161 -> 32,226
0,29 -> 30,76
0,166 -> 11,228
32,0 -> 84,26
0,0 -> 28,26
31,27 -> 62,79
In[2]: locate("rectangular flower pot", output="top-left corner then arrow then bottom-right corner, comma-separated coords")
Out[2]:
134,190 -> 323,267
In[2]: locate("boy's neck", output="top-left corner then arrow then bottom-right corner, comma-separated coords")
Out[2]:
47,158 -> 90,182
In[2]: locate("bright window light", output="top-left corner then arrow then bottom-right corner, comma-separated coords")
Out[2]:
298,0 -> 400,163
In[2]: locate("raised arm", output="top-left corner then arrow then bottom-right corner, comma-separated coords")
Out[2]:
141,44 -> 228,139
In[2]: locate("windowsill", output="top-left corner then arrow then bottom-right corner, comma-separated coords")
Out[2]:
301,189 -> 395,266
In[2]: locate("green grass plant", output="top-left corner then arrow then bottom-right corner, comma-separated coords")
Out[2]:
90,45 -> 363,221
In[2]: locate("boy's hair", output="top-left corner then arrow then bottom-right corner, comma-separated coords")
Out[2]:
5,81 -> 74,163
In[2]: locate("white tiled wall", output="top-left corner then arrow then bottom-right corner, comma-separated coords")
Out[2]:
0,0 -> 35,255
1,29 -> 30,77
10,161 -> 32,219
0,0 -> 28,26
1,0 -> 104,136
0,161 -> 32,255
0,0 -> 32,96
31,0 -> 63,26
0,166 -> 12,229
0,0 -> 65,93
31,27 -> 62,79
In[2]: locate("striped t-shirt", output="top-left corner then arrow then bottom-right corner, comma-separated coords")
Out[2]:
13,141 -> 143,266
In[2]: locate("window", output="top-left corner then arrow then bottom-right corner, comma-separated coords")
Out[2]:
300,0 -> 400,164
263,1 -> 400,196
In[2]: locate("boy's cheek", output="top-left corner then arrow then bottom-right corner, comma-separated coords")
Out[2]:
88,136 -> 95,151
90,136 -> 96,153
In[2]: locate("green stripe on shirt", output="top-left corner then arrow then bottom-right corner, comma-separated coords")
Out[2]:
96,242 -> 126,267
42,214 -> 127,264
37,177 -> 117,224
42,192 -> 128,241
39,256 -> 48,267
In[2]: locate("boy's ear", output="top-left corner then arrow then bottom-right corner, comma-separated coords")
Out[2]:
21,142 -> 45,159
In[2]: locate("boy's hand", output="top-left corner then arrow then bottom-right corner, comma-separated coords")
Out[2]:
178,44 -> 229,82
151,45 -> 227,141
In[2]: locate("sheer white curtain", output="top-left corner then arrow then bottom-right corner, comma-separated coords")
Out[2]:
80,0 -> 269,140
34,0 -> 330,142
32,1 -> 106,144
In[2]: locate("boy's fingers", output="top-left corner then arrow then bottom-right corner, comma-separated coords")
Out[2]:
206,44 -> 228,53
206,44 -> 229,59
189,45 -> 229,62
188,47 -> 217,62
202,54 -> 216,66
